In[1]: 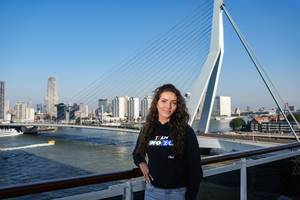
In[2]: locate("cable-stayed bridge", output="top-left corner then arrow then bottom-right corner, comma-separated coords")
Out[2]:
1,1 -> 300,199
3,0 -> 300,142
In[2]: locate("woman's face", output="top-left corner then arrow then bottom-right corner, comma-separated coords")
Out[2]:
156,91 -> 177,123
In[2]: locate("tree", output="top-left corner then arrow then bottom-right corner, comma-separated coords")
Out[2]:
75,117 -> 81,125
287,113 -> 300,122
230,118 -> 246,131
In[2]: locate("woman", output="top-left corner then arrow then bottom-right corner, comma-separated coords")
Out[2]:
132,84 -> 203,200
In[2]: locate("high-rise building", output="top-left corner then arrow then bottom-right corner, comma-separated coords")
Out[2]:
69,103 -> 80,120
15,102 -> 35,122
56,103 -> 67,121
0,81 -> 4,120
128,97 -> 139,121
15,102 -> 27,122
98,99 -> 108,113
36,104 -> 46,114
4,100 -> 11,122
112,96 -> 128,120
26,107 -> 35,122
45,77 -> 59,118
79,103 -> 89,118
141,96 -> 152,119
212,96 -> 231,117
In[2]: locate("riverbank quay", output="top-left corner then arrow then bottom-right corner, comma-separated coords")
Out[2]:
202,132 -> 299,144
37,127 -> 57,132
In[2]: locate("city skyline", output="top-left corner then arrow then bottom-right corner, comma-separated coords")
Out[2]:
1,0 -> 300,109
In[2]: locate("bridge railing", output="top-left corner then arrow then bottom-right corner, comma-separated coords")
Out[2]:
1,142 -> 300,199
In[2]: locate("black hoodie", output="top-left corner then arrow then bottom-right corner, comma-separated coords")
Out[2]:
132,121 -> 203,200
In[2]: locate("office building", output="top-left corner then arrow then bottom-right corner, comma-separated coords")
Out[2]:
15,102 -> 35,122
112,96 -> 128,120
69,103 -> 80,120
212,96 -> 231,117
128,97 -> 139,121
36,104 -> 47,114
98,99 -> 108,113
26,107 -> 35,122
79,103 -> 89,118
4,100 -> 10,121
141,96 -> 152,119
56,103 -> 68,121
45,77 -> 59,118
15,102 -> 27,122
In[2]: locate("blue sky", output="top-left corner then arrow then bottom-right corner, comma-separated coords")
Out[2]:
0,0 -> 299,110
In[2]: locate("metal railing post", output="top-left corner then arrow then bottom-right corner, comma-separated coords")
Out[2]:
240,158 -> 247,200
123,181 -> 133,200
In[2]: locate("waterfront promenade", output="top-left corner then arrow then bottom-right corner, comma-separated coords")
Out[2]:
204,132 -> 300,144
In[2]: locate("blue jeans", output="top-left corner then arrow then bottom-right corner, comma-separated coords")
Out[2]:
145,183 -> 187,200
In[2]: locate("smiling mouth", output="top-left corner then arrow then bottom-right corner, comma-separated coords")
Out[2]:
162,110 -> 172,114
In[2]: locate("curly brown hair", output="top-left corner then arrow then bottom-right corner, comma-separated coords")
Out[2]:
136,83 -> 190,158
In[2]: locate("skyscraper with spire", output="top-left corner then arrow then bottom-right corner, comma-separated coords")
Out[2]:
45,77 -> 59,118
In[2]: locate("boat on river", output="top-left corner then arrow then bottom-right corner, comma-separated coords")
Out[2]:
0,128 -> 23,137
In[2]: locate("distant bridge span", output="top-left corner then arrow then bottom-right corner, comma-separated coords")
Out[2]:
0,123 -> 139,133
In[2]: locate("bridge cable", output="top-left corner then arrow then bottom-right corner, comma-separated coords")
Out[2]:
68,2 -> 213,108
81,5 -> 212,104
65,1 -> 212,105
221,4 -> 300,141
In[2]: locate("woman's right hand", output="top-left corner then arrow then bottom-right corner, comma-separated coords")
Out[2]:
139,162 -> 154,183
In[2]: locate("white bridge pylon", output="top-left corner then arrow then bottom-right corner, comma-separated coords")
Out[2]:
187,0 -> 224,133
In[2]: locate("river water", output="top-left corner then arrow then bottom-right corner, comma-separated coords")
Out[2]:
0,120 -> 232,199
0,128 -> 138,199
